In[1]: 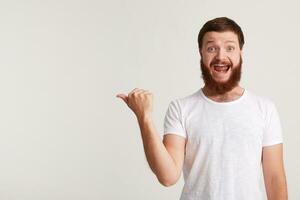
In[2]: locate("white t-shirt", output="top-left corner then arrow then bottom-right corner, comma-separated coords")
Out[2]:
163,88 -> 283,200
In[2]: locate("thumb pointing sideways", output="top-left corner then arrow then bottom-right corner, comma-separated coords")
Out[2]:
116,94 -> 128,104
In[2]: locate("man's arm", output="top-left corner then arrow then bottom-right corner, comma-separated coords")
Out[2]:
137,116 -> 186,186
117,88 -> 186,186
262,143 -> 288,200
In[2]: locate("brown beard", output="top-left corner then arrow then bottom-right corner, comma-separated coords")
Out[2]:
200,57 -> 242,95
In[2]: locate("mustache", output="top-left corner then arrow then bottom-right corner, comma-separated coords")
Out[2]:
210,59 -> 233,66
200,56 -> 242,95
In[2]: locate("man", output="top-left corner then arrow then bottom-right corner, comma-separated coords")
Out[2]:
116,17 -> 288,200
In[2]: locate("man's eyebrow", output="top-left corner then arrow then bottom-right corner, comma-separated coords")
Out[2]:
204,40 -> 238,45
205,40 -> 215,44
225,40 -> 237,44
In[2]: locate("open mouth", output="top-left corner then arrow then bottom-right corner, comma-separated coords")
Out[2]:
212,64 -> 230,73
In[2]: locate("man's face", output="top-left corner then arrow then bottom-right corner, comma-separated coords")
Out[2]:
200,31 -> 242,94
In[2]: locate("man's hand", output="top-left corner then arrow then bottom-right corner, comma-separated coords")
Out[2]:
116,88 -> 153,119
116,88 -> 184,186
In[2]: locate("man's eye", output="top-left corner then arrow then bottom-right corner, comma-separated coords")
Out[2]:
227,46 -> 235,51
207,47 -> 215,52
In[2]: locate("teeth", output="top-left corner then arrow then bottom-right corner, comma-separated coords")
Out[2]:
213,65 -> 229,72
214,64 -> 227,67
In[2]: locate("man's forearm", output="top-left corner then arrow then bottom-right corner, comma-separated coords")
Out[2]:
137,115 -> 178,186
265,176 -> 288,200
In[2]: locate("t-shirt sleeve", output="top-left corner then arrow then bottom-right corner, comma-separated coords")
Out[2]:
262,101 -> 283,147
163,100 -> 187,138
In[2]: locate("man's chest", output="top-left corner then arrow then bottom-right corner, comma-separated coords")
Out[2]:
184,106 -> 265,145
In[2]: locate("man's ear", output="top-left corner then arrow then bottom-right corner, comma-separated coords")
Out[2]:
199,48 -> 203,57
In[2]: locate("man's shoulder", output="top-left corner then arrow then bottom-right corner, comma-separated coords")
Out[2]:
246,89 -> 277,111
171,88 -> 202,106
247,89 -> 273,102
165,89 -> 202,115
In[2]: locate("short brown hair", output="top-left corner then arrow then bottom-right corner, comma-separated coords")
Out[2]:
198,17 -> 244,50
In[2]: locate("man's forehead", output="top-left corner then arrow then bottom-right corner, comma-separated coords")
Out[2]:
203,31 -> 239,44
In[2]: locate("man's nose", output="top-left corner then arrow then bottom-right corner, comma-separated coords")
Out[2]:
216,48 -> 226,60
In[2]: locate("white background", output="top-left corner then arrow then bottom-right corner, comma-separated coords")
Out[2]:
0,0 -> 299,199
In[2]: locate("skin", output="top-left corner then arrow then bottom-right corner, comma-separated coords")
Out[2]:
116,89 -> 183,186
200,31 -> 244,101
116,31 -> 288,199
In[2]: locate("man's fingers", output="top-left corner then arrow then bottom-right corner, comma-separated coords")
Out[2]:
118,88 -> 151,104
116,94 -> 128,104
141,90 -> 150,94
128,88 -> 143,97
129,88 -> 151,96
128,88 -> 139,94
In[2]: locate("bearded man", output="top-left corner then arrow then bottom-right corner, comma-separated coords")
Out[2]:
117,17 -> 288,200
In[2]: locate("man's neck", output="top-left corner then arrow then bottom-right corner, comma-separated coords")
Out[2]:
202,85 -> 245,103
